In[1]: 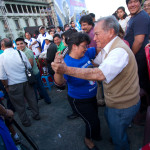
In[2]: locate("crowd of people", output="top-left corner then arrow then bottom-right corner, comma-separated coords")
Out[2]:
0,0 -> 150,149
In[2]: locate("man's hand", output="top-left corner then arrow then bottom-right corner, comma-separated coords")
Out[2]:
29,45 -> 32,49
51,52 -> 67,74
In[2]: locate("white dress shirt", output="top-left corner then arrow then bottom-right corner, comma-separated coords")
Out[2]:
93,36 -> 129,84
0,48 -> 31,85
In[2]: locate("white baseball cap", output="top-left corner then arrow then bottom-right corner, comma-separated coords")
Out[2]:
44,35 -> 53,41
39,25 -> 45,31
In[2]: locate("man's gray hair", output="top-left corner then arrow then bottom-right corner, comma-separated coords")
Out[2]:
1,38 -> 13,48
97,16 -> 119,35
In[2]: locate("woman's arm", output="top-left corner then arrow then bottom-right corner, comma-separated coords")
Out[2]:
0,104 -> 14,118
54,73 -> 66,86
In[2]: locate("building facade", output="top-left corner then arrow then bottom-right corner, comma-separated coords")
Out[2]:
0,0 -> 57,40
0,0 -> 86,40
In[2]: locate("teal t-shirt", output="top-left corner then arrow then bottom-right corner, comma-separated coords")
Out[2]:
57,41 -> 66,52
0,50 -> 4,54
23,47 -> 39,75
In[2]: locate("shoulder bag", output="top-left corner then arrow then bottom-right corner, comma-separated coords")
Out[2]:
17,50 -> 36,85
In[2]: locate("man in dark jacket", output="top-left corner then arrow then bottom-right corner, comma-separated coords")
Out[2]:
45,35 -> 57,75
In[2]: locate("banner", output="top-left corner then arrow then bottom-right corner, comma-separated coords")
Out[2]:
54,0 -> 86,27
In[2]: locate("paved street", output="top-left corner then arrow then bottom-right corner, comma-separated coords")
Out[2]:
14,86 -> 144,150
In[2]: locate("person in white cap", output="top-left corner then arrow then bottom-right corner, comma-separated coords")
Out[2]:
37,26 -> 49,52
45,35 -> 57,75
38,34 -> 53,59
38,34 -> 56,75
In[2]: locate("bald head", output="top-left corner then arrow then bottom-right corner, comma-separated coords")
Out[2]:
1,38 -> 13,50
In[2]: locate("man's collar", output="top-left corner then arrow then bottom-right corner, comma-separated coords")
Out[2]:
42,32 -> 46,37
22,46 -> 28,52
103,36 -> 118,54
4,47 -> 14,52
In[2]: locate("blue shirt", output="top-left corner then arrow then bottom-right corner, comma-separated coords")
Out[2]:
64,47 -> 97,99
124,10 -> 150,90
0,117 -> 17,150
124,10 -> 150,58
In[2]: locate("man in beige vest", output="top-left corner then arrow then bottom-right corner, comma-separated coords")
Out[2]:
52,16 -> 140,150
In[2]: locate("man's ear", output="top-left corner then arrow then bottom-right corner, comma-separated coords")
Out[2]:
1,42 -> 5,50
109,28 -> 115,39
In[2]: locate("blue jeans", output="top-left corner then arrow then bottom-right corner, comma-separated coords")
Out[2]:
34,72 -> 51,103
105,100 -> 141,150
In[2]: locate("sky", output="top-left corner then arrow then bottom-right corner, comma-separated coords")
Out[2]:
84,0 -> 129,20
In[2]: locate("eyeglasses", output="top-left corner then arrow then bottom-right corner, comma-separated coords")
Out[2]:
79,45 -> 87,49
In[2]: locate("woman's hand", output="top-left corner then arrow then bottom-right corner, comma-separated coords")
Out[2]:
52,52 -> 67,74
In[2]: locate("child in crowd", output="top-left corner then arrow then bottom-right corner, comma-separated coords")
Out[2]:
117,6 -> 130,32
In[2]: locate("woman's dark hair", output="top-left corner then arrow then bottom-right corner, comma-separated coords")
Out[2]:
79,15 -> 94,27
117,6 -> 128,19
61,29 -> 77,44
112,11 -> 119,20
118,25 -> 125,39
66,32 -> 91,53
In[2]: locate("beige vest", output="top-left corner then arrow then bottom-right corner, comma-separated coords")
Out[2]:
103,37 -> 140,109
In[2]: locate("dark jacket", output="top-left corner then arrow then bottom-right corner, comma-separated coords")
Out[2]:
46,42 -> 57,75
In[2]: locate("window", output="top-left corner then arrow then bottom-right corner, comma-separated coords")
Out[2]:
32,6 -> 36,13
12,4 -> 18,13
2,20 -> 9,30
34,19 -> 38,26
17,5 -> 23,13
22,5 -> 27,13
27,6 -> 32,13
43,7 -> 47,14
40,6 -> 43,13
2,7 -> 7,14
41,19 -> 45,26
25,19 -> 29,27
5,4 -> 12,13
14,20 -> 20,29
36,6 -> 40,13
